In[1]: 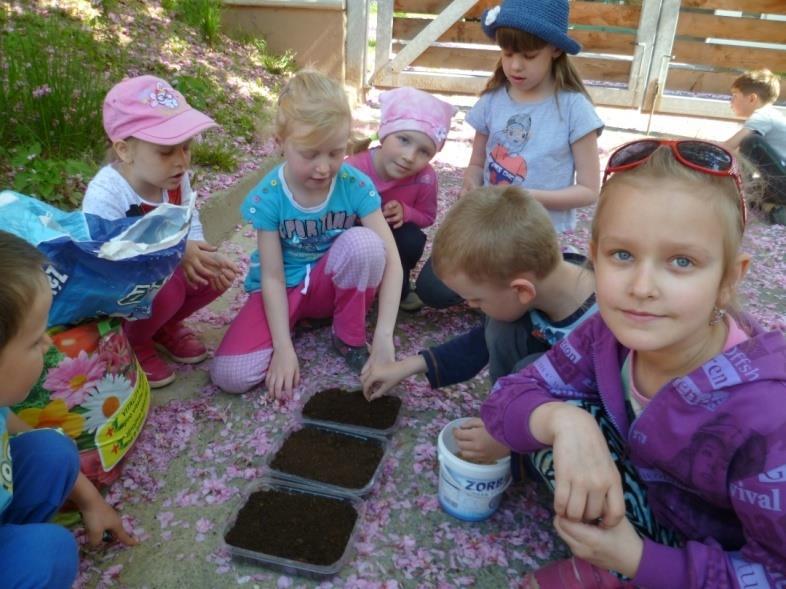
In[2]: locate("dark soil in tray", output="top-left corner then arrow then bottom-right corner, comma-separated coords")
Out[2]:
225,488 -> 357,566
270,427 -> 384,489
302,388 -> 402,430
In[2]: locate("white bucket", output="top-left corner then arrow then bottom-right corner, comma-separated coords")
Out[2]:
437,418 -> 511,522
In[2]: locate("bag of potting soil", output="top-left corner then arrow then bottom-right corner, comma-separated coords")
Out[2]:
0,190 -> 191,327
12,319 -> 150,489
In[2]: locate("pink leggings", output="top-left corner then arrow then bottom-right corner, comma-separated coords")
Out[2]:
124,266 -> 223,347
210,227 -> 386,394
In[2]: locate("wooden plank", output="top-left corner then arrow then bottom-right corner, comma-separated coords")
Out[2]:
666,68 -> 786,100
375,69 -> 639,107
681,0 -> 786,14
393,17 -> 637,55
398,44 -> 632,83
374,0 -> 394,81
394,0 -> 643,23
394,0 -> 494,18
384,0 -> 478,75
656,94 -> 786,120
672,40 -> 786,72
345,0 -> 367,89
676,12 -> 786,44
570,2 -> 641,28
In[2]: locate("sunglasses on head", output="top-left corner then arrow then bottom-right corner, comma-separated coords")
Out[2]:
603,139 -> 747,227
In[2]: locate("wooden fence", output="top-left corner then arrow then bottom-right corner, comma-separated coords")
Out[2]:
370,0 -> 786,119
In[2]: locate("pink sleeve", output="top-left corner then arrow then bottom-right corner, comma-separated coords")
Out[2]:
401,166 -> 438,228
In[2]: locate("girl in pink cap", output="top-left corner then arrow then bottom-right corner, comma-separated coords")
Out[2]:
346,87 -> 456,312
83,75 -> 239,388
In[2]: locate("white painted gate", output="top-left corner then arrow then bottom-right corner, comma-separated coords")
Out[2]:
357,0 -> 786,119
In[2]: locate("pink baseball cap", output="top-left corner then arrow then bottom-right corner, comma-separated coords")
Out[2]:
378,87 -> 457,151
103,75 -> 217,145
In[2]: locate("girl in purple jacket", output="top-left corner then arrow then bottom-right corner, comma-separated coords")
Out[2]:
482,140 -> 786,588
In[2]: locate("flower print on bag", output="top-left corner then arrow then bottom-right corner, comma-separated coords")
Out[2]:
98,330 -> 134,378
81,374 -> 133,433
43,350 -> 105,408
17,399 -> 85,439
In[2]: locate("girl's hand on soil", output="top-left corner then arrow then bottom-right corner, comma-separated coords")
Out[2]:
452,417 -> 509,463
554,514 -> 643,579
266,345 -> 300,400
361,356 -> 421,400
181,241 -> 219,287
382,200 -> 404,229
546,404 -> 625,527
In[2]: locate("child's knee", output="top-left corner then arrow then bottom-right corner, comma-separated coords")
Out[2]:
327,227 -> 386,289
14,429 -> 79,491
1,523 -> 78,589
210,351 -> 271,394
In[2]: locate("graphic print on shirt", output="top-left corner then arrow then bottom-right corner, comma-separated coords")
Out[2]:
488,113 -> 531,185
279,210 -> 359,255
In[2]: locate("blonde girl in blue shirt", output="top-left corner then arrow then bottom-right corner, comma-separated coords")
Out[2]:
210,71 -> 402,398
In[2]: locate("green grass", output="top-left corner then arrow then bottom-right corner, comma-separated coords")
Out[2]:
191,138 -> 240,171
0,2 -> 277,207
170,0 -> 222,45
0,8 -> 125,204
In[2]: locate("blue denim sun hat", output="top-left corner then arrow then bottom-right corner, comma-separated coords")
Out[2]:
481,0 -> 581,55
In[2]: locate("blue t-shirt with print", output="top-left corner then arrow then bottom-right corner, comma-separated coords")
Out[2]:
0,408 -> 12,515
241,163 -> 381,291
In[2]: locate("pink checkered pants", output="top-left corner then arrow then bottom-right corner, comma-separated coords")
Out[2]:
210,227 -> 385,393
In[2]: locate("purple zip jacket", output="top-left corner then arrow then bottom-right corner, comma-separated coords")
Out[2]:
481,312 -> 786,589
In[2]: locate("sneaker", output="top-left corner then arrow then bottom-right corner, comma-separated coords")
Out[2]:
399,291 -> 424,312
134,343 -> 176,389
331,332 -> 369,373
153,322 -> 208,364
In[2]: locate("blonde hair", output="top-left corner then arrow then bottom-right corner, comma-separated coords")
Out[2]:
591,146 -> 747,310
432,185 -> 560,285
732,69 -> 781,106
276,70 -> 352,148
483,28 -> 591,101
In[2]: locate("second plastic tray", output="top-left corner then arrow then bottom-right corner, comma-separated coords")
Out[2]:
266,424 -> 389,497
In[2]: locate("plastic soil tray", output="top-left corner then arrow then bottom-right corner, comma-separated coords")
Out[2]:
300,387 -> 402,437
224,478 -> 362,579
268,425 -> 388,497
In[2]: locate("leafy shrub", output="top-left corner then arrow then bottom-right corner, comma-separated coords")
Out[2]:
191,138 -> 240,171
3,144 -> 96,209
0,11 -> 123,205
0,13 -> 123,159
174,0 -> 222,45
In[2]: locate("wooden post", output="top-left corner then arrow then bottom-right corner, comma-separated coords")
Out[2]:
345,0 -> 368,93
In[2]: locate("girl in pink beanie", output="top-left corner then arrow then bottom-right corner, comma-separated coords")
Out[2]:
346,87 -> 456,311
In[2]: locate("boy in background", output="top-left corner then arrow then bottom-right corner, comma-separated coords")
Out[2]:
361,186 -> 596,464
723,68 -> 786,224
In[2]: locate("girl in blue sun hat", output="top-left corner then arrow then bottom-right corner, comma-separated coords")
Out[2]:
416,0 -> 604,309
466,0 -> 603,232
